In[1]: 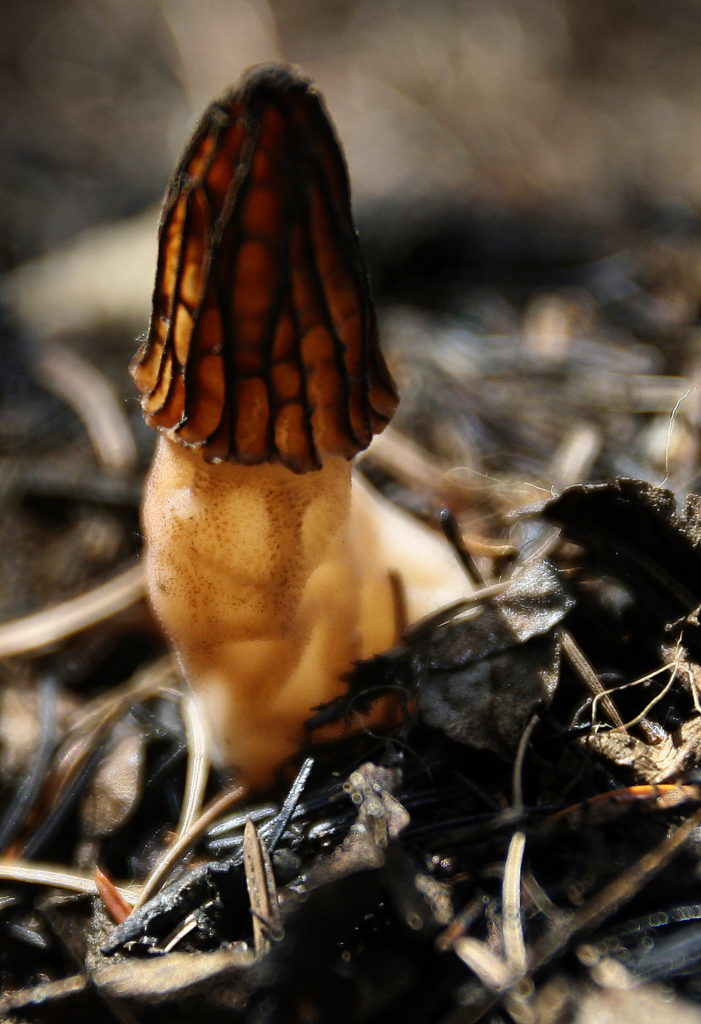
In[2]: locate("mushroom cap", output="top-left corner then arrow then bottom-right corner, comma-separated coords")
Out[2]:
131,64 -> 398,473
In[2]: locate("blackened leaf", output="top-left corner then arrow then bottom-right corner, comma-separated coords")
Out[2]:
311,561 -> 572,750
418,561 -> 572,756
419,634 -> 561,757
543,479 -> 701,623
425,559 -> 574,671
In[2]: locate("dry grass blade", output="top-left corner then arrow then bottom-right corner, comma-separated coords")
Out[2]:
243,816 -> 281,957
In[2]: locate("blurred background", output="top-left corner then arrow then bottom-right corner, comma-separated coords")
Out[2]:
4,0 -> 701,616
4,0 -> 701,313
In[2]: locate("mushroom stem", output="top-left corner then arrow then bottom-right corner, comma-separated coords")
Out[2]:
143,435 -> 466,786
132,65 -> 470,788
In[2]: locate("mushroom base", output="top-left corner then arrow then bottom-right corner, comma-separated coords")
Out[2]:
142,436 -> 468,787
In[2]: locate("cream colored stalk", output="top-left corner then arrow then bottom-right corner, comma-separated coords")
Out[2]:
142,443 -> 466,786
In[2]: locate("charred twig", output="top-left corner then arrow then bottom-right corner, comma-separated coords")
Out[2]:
440,507 -> 486,586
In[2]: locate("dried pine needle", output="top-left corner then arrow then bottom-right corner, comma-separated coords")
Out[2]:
243,816 -> 281,957
454,935 -> 515,991
0,858 -> 139,904
64,656 -> 176,741
0,561 -> 145,658
502,831 -> 527,976
175,686 -> 211,839
33,342 -> 138,474
560,628 -> 627,731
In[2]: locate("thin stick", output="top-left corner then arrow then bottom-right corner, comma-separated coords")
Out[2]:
440,507 -> 486,586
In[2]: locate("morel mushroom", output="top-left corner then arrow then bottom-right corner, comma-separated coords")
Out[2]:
132,65 -> 467,787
